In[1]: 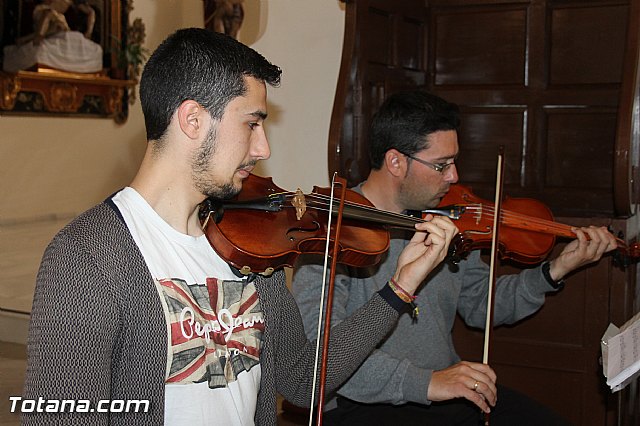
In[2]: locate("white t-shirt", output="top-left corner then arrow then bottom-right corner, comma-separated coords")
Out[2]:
113,188 -> 263,426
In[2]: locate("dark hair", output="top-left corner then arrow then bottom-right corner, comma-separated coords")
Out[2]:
369,91 -> 460,169
139,28 -> 281,141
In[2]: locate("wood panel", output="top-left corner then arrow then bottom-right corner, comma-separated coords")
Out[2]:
545,110 -> 616,190
549,4 -> 628,86
452,218 -> 637,426
328,0 -> 428,188
330,0 -> 638,273
330,0 -> 640,424
456,108 -> 526,186
433,6 -> 528,86
427,0 -> 630,217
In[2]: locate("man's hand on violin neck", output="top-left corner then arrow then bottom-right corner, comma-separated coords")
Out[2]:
394,215 -> 458,295
550,225 -> 618,280
428,361 -> 497,413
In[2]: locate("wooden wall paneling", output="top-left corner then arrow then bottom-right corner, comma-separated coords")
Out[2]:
452,218 -> 620,425
432,5 -> 528,86
548,3 -> 628,86
328,0 -> 361,187
329,0 -> 639,424
427,0 -> 629,217
429,2 -> 532,201
607,216 -> 640,426
542,2 -> 627,216
543,107 -> 618,216
328,0 -> 428,187
456,107 -> 527,188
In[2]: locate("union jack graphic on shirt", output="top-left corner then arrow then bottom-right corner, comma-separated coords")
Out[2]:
156,277 -> 264,389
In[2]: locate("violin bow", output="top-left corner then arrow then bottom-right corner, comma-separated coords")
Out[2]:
309,173 -> 348,426
482,146 -> 505,425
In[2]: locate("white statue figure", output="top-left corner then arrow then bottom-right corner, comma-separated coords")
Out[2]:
3,0 -> 103,73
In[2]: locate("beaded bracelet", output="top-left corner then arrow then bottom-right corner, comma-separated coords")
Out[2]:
389,278 -> 416,302
389,278 -> 419,320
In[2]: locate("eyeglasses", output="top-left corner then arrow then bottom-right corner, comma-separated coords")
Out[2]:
400,152 -> 456,174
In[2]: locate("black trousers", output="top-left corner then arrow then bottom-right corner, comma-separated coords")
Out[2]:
322,385 -> 573,426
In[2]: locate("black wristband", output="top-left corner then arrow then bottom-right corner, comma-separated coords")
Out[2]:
379,283 -> 419,320
542,261 -> 565,290
378,284 -> 409,313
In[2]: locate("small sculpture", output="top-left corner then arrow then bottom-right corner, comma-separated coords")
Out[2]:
207,0 -> 244,39
25,0 -> 72,45
3,0 -> 102,73
16,0 -> 97,45
70,0 -> 97,40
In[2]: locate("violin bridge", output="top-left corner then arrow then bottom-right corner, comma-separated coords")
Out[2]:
201,213 -> 212,230
291,188 -> 307,220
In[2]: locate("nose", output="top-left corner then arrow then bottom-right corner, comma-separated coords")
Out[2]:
444,163 -> 458,183
252,126 -> 271,160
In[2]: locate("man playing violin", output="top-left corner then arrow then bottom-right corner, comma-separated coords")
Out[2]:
21,30 -> 458,426
292,90 -> 618,426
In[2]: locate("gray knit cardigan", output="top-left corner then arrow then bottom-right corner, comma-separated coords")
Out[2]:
22,201 -> 400,425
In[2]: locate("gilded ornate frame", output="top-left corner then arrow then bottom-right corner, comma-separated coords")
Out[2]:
0,0 -> 135,123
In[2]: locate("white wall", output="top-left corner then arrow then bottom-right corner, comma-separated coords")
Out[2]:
0,0 -> 346,343
241,0 -> 345,192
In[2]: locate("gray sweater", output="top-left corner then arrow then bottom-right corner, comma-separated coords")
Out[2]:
22,201 -> 402,425
292,224 -> 557,406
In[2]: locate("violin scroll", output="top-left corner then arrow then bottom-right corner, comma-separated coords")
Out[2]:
446,233 -> 472,266
612,240 -> 640,268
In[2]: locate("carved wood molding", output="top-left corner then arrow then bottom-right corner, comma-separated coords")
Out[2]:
614,0 -> 640,217
0,69 -> 134,123
328,0 -> 359,186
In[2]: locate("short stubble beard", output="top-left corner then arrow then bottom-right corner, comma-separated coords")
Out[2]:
192,126 -> 239,200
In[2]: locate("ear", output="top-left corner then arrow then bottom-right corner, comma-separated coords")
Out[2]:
176,100 -> 206,140
384,149 -> 407,178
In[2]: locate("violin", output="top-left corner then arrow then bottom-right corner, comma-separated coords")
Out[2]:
198,172 -> 638,426
437,184 -> 640,266
198,174 -> 640,275
199,173 -> 391,275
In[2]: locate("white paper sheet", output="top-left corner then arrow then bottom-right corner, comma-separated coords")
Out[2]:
602,311 -> 640,392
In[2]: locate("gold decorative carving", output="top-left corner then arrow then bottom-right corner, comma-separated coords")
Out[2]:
0,1 -> 140,122
106,86 -> 125,115
0,74 -> 20,110
0,70 -> 134,121
49,82 -> 79,112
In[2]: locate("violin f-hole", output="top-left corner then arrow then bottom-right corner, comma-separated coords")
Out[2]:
286,221 -> 321,241
465,227 -> 492,236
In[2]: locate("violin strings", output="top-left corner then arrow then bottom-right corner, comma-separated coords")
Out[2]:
464,206 -> 566,230
283,190 -> 565,234
278,191 -> 423,227
302,192 -> 417,220
280,190 -> 571,235
462,204 -> 576,235
464,204 -> 628,246
479,204 -> 628,247
273,190 -> 628,247
301,192 -> 571,236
